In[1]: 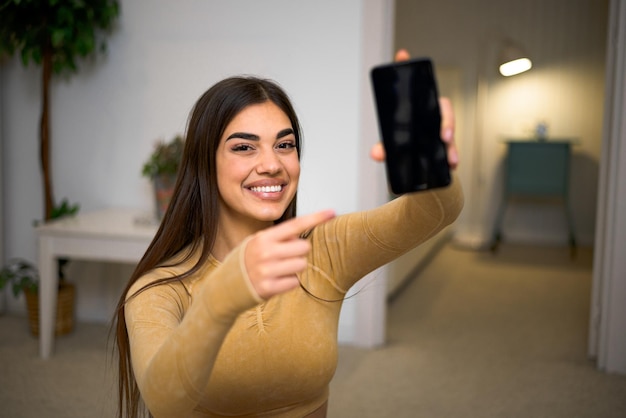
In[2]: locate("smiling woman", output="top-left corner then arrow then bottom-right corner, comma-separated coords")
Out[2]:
112,74 -> 463,418
215,102 -> 301,241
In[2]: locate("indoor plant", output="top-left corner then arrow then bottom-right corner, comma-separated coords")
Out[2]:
1,203 -> 80,335
142,134 -> 184,219
0,0 -> 120,221
0,258 -> 75,336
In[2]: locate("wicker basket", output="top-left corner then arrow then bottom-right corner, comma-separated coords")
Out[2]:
24,282 -> 75,336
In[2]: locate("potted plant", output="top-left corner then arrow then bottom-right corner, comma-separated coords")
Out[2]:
0,258 -> 75,336
1,204 -> 80,334
142,134 -> 184,219
0,0 -> 120,221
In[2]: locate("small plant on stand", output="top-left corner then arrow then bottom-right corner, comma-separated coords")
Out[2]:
142,135 -> 184,220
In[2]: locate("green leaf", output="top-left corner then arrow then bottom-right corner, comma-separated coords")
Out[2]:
51,198 -> 80,219
31,48 -> 42,64
142,135 -> 185,178
0,0 -> 120,75
51,29 -> 65,47
56,6 -> 74,26
20,48 -> 29,66
0,258 -> 39,298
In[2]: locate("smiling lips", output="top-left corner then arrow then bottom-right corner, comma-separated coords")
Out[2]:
249,185 -> 283,193
246,183 -> 287,200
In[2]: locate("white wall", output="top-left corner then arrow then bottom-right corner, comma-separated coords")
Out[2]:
0,0 -> 393,345
589,0 -> 626,375
0,63 -> 5,313
396,0 -> 608,248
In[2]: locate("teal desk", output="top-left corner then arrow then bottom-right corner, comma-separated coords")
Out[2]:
491,139 -> 577,254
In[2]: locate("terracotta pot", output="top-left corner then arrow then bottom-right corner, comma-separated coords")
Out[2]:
153,174 -> 177,220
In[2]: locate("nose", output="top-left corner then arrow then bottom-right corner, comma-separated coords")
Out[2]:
256,148 -> 282,175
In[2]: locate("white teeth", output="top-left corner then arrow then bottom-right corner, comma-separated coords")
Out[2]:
250,185 -> 283,193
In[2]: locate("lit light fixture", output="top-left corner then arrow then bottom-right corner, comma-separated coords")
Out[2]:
498,43 -> 532,76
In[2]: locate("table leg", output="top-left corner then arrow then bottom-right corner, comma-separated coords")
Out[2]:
38,236 -> 59,359
491,197 -> 507,252
565,200 -> 577,259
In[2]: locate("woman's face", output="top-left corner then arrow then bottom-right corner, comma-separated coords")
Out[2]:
216,101 -> 300,229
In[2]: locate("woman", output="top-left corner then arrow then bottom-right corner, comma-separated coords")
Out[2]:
113,55 -> 463,418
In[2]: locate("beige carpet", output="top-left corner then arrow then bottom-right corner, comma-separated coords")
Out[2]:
1,242 -> 625,418
329,243 -> 626,417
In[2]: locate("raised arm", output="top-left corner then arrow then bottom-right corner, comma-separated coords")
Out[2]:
307,177 -> 463,291
315,47 -> 463,289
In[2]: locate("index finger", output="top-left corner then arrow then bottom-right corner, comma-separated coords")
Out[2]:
270,209 -> 336,240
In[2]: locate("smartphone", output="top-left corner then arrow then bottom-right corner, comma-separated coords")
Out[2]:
370,57 -> 451,194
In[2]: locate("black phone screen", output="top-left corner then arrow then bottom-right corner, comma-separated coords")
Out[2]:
370,58 -> 451,194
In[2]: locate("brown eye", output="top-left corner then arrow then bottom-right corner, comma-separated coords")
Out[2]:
231,144 -> 254,152
276,141 -> 296,150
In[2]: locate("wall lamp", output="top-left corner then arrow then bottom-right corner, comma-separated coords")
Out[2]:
498,42 -> 532,76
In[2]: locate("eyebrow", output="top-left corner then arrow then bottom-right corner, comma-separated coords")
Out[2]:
226,128 -> 294,141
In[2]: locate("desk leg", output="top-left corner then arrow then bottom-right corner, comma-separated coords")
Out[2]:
38,236 -> 59,359
565,200 -> 577,258
491,198 -> 507,252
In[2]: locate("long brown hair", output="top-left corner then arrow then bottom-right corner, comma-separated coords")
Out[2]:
111,76 -> 302,418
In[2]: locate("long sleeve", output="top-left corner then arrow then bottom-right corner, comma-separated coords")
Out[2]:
124,241 -> 262,417
123,176 -> 463,417
308,176 -> 464,292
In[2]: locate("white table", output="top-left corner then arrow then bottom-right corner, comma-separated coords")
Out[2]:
36,208 -> 158,358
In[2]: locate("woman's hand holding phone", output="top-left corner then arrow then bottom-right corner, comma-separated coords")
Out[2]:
370,49 -> 459,171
